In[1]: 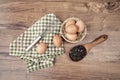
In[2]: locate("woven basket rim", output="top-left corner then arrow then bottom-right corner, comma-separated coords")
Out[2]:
60,17 -> 87,43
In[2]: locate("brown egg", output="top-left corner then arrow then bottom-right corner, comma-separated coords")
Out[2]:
65,25 -> 78,34
66,33 -> 78,41
65,19 -> 76,27
76,21 -> 85,32
53,35 -> 62,48
36,42 -> 47,54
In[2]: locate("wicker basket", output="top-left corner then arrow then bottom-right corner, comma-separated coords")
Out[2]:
60,17 -> 87,43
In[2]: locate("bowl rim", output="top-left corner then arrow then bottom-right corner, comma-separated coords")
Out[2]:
60,17 -> 87,43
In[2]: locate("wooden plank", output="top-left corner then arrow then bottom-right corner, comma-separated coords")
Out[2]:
0,0 -> 118,4
0,13 -> 119,30
1,71 -> 27,80
0,30 -> 120,62
0,53 -> 120,80
2,1 -> 120,26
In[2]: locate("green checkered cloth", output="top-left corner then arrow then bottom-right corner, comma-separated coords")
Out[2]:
9,13 -> 64,72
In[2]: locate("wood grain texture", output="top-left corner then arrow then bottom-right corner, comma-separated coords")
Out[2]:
0,0 -> 120,80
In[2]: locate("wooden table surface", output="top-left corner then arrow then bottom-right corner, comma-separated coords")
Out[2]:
0,0 -> 120,80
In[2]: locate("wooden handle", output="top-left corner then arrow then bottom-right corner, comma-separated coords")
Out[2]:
84,34 -> 108,52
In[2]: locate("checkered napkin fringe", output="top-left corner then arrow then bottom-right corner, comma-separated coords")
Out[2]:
9,13 -> 64,72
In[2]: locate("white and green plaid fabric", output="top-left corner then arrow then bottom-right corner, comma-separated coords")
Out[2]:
9,13 -> 64,72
